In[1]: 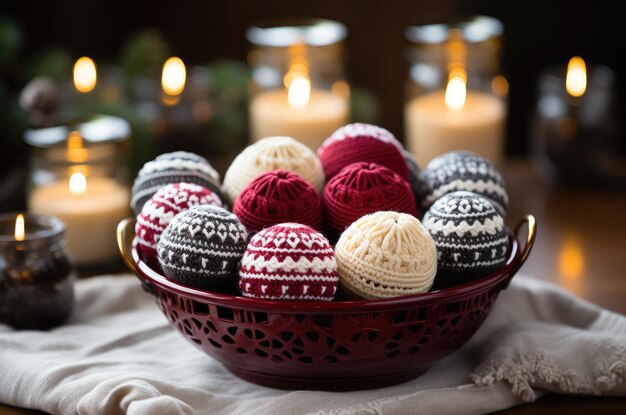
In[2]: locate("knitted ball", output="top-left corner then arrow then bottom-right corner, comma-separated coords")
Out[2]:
418,151 -> 508,217
335,211 -> 437,299
239,223 -> 338,301
401,148 -> 424,206
324,162 -> 418,236
157,205 -> 249,292
131,151 -> 222,215
222,136 -> 325,206
317,123 -> 409,180
135,182 -> 223,269
422,191 -> 509,289
233,169 -> 322,234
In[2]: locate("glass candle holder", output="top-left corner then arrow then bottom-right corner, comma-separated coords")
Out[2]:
0,213 -> 75,330
246,18 -> 350,150
404,16 -> 508,168
24,114 -> 132,272
530,58 -> 622,185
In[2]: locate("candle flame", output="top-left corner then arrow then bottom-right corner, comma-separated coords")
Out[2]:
73,57 -> 97,93
445,70 -> 467,111
288,75 -> 311,108
14,214 -> 25,242
162,57 -> 186,96
66,130 -> 88,163
69,172 -> 87,195
566,56 -> 587,97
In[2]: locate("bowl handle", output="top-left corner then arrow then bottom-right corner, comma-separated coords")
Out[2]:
116,217 -> 140,276
505,214 -> 537,288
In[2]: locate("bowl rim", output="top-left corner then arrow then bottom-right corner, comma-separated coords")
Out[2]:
130,229 -> 520,314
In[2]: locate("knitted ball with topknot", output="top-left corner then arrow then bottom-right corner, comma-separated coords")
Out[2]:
422,191 -> 509,289
419,151 -> 508,217
134,182 -> 223,270
318,123 -> 409,180
324,162 -> 418,238
222,136 -> 325,206
157,205 -> 249,292
335,211 -> 437,300
233,169 -> 322,234
131,151 -> 222,215
239,223 -> 338,301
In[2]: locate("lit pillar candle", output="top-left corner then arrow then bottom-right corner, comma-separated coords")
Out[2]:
405,71 -> 506,168
249,73 -> 349,151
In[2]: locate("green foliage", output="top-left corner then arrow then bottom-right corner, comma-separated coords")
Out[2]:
24,48 -> 72,83
119,30 -> 171,79
0,17 -> 23,69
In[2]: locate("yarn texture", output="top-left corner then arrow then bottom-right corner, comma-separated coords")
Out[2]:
131,151 -> 222,215
222,136 -> 325,205
422,191 -> 509,288
135,182 -> 223,269
233,170 -> 322,234
419,151 -> 508,216
239,223 -> 338,301
317,123 -> 409,180
335,211 -> 437,299
324,162 -> 418,236
157,205 -> 249,292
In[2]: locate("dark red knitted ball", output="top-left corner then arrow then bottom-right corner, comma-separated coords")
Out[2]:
233,169 -> 323,234
324,162 -> 419,235
239,223 -> 338,301
318,123 -> 409,180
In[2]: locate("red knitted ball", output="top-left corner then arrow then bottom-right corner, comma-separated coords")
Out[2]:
239,223 -> 339,301
324,162 -> 419,235
318,123 -> 409,180
233,169 -> 323,234
135,182 -> 223,269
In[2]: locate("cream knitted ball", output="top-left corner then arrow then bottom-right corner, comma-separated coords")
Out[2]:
335,211 -> 437,299
222,136 -> 325,205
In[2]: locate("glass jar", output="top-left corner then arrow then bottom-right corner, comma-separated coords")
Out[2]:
0,213 -> 75,330
246,18 -> 350,150
404,16 -> 508,168
24,114 -> 132,272
530,60 -> 622,185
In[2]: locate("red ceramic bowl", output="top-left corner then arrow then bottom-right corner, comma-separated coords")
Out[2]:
117,215 -> 536,391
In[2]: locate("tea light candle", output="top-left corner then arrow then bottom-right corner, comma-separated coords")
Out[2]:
28,173 -> 130,268
405,73 -> 506,168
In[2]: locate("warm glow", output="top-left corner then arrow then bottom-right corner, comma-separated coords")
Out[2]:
288,75 -> 311,108
332,80 -> 350,98
14,214 -> 25,242
445,71 -> 467,111
566,56 -> 587,97
66,130 -> 88,163
492,75 -> 509,97
73,57 -> 97,93
161,57 -> 186,96
69,172 -> 87,195
558,237 -> 584,279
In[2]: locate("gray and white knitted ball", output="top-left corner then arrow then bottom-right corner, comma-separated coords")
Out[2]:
401,148 -> 423,207
157,205 -> 249,292
418,151 -> 508,217
131,151 -> 222,215
422,191 -> 509,289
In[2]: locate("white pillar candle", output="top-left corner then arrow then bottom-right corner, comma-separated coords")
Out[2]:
405,90 -> 506,168
249,88 -> 349,151
28,174 -> 130,267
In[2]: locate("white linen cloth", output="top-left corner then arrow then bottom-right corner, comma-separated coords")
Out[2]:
1,274 -> 625,415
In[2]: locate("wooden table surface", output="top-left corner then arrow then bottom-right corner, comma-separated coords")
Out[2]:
2,158 -> 625,414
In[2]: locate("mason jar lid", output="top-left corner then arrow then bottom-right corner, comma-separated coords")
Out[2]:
24,114 -> 130,148
246,18 -> 347,47
405,15 -> 503,44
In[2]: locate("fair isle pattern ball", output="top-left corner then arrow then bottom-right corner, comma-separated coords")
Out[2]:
422,191 -> 509,288
233,170 -> 323,234
324,162 -> 418,236
335,211 -> 437,300
131,151 -> 222,215
418,151 -> 508,217
157,205 -> 249,292
135,182 -> 223,269
221,136 -> 325,206
239,223 -> 338,301
317,123 -> 409,180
